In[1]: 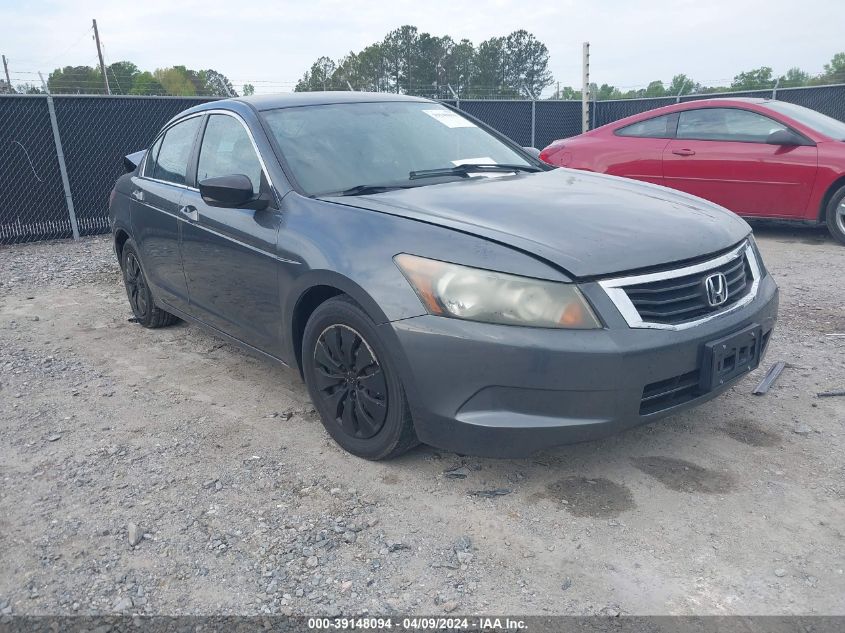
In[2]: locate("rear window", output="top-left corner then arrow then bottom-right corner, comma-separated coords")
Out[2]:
616,114 -> 676,138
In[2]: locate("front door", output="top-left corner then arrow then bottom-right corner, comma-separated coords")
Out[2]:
662,107 -> 817,218
179,113 -> 283,357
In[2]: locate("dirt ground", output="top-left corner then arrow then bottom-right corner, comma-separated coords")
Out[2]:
1,224 -> 843,617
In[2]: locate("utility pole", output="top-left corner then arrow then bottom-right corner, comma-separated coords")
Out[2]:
2,55 -> 12,93
92,19 -> 111,95
581,42 -> 590,133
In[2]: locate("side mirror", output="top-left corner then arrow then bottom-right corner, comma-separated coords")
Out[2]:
522,146 -> 541,158
199,174 -> 267,210
766,129 -> 807,146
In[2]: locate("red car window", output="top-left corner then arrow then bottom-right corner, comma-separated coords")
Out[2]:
677,108 -> 787,143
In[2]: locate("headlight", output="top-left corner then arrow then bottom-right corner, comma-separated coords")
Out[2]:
394,254 -> 601,329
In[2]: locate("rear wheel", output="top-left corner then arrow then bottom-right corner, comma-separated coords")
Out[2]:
825,184 -> 845,245
121,240 -> 179,328
302,296 -> 418,460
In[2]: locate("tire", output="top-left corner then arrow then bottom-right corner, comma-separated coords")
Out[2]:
120,240 -> 179,328
825,184 -> 845,245
302,295 -> 418,460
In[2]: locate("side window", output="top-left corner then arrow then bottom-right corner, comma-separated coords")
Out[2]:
677,108 -> 787,143
616,114 -> 676,138
153,117 -> 202,185
197,115 -> 264,195
143,135 -> 163,177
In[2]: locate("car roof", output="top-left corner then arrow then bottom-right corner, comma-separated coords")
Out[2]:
240,91 -> 433,110
167,91 -> 436,124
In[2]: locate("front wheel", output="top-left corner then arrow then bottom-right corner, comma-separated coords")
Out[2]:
825,184 -> 845,245
302,296 -> 418,460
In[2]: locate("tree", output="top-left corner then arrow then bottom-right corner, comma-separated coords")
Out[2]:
242,83 -> 255,96
200,69 -> 237,96
473,37 -> 507,96
642,80 -> 666,97
731,66 -> 775,90
129,71 -> 164,95
445,39 -> 475,95
295,56 -> 338,91
106,61 -> 139,94
502,30 -> 553,97
154,66 -> 197,95
47,65 -> 102,93
822,52 -> 845,83
667,74 -> 694,96
778,67 -> 810,87
16,82 -> 43,94
549,85 -> 581,100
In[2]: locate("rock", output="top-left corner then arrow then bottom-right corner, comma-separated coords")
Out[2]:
46,434 -> 62,442
792,424 -> 813,436
306,556 -> 319,568
467,488 -> 511,498
340,580 -> 353,593
127,523 -> 142,547
456,551 -> 473,564
112,596 -> 133,611
442,600 -> 459,613
561,577 -> 572,591
443,466 -> 469,479
454,535 -> 473,552
388,542 -> 410,553
775,568 -> 787,577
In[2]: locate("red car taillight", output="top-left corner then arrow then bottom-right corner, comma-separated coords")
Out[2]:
539,141 -> 566,165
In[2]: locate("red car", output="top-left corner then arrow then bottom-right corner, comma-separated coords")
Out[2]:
540,98 -> 845,244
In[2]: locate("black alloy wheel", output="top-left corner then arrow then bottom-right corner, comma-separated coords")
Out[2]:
124,251 -> 149,318
120,240 -> 179,328
301,295 -> 418,460
312,324 -> 388,439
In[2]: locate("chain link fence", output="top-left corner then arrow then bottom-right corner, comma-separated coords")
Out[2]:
0,96 -> 69,243
52,96 -> 217,236
2,84 -> 845,245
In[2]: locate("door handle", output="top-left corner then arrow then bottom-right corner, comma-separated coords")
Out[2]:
131,189 -> 144,201
179,205 -> 198,222
672,148 -> 696,156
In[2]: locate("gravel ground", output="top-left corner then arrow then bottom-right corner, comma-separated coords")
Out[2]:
0,225 -> 843,617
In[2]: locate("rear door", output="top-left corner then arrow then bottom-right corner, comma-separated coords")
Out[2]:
662,107 -> 818,217
179,112 -> 283,356
130,116 -> 202,311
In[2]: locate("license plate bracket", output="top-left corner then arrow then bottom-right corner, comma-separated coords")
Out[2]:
701,324 -> 763,391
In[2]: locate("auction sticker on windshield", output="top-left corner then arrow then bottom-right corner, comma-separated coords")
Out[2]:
423,109 -> 477,128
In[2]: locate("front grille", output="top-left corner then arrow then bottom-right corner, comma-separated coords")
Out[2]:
640,369 -> 701,415
622,250 -> 752,326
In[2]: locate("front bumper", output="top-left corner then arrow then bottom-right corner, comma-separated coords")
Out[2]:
380,274 -> 779,458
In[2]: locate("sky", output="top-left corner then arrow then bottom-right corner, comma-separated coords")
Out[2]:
1,0 -> 843,95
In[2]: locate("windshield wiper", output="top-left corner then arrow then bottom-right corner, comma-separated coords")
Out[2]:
409,163 -> 541,180
325,184 -> 415,197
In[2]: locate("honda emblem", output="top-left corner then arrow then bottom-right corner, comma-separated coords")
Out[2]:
704,272 -> 729,307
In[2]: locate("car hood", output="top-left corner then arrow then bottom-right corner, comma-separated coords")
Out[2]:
321,168 -> 750,278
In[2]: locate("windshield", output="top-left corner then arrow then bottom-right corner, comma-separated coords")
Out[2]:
262,101 -> 532,196
760,100 -> 845,140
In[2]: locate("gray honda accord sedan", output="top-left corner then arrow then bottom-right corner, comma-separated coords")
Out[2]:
108,92 -> 778,460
